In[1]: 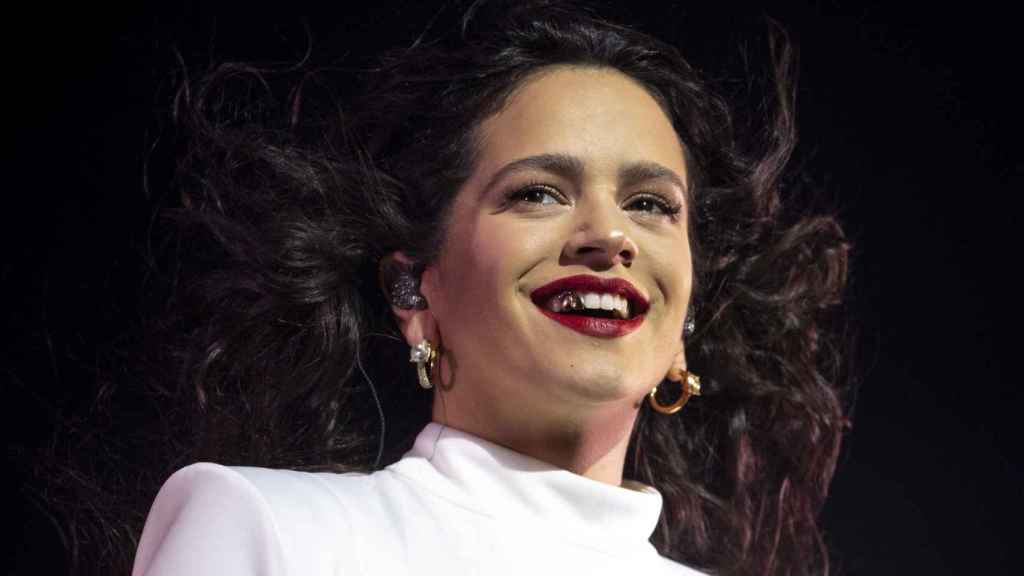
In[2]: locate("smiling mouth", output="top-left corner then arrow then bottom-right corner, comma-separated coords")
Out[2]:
545,290 -> 633,319
529,275 -> 649,338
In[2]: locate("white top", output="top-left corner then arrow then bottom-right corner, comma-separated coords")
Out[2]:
133,422 -> 708,575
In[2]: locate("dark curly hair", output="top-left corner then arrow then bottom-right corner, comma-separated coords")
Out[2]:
42,2 -> 851,575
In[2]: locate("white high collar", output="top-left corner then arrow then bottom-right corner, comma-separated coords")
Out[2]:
387,422 -> 664,554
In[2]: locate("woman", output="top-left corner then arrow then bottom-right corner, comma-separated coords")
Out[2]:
130,1 -> 850,575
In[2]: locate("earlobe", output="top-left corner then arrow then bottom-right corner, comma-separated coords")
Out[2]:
395,307 -> 437,348
665,344 -> 687,382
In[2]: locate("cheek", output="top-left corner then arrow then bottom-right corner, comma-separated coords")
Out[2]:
432,219 -> 526,325
649,235 -> 693,304
462,214 -> 554,284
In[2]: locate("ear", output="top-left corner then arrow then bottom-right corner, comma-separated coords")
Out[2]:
665,338 -> 688,382
380,251 -> 439,347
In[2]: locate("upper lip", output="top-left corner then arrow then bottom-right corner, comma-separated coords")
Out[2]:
529,274 -> 650,315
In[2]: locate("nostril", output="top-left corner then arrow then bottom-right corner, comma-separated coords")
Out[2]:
564,229 -> 638,267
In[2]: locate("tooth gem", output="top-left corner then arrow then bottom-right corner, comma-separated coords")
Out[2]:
558,291 -> 583,310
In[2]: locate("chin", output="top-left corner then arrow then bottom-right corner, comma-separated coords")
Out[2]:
559,363 -> 645,403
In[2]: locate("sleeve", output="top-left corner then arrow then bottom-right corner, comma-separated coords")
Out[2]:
131,463 -> 288,576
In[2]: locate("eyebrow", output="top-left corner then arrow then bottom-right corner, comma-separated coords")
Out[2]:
481,153 -> 585,193
482,152 -> 687,196
618,161 -> 688,195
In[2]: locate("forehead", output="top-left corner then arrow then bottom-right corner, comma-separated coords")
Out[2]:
472,66 -> 688,181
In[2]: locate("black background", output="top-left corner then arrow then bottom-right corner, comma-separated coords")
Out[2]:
5,2 -> 1020,574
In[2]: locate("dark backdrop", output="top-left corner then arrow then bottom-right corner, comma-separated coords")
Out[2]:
5,2 -> 1019,574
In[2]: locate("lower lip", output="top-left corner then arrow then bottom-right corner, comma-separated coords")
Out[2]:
537,307 -> 645,338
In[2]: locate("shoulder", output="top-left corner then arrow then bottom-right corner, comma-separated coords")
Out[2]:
132,463 -> 368,576
132,463 -> 285,576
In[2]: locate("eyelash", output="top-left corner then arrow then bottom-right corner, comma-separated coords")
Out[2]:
627,194 -> 683,218
505,184 -> 683,219
506,184 -> 566,206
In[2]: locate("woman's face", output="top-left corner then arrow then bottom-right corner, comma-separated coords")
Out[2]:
418,66 -> 692,427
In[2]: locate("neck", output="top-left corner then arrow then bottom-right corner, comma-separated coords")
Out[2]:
432,393 -> 641,486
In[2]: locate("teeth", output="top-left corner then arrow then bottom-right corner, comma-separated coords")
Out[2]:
565,292 -> 582,311
545,291 -> 631,319
550,291 -> 581,313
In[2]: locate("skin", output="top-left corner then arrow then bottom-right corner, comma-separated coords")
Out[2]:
391,66 -> 693,486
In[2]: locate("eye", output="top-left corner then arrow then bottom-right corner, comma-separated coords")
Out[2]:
624,193 -> 682,218
506,184 -> 566,206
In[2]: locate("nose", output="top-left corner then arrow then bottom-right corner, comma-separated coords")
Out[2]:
562,199 -> 639,269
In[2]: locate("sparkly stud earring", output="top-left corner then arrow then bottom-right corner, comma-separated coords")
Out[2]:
648,371 -> 701,414
683,309 -> 696,338
410,339 -> 438,389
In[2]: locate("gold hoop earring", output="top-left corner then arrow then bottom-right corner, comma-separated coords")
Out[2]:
648,371 -> 702,414
409,340 -> 438,389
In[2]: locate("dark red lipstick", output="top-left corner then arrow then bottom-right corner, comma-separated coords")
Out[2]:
530,275 -> 649,338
